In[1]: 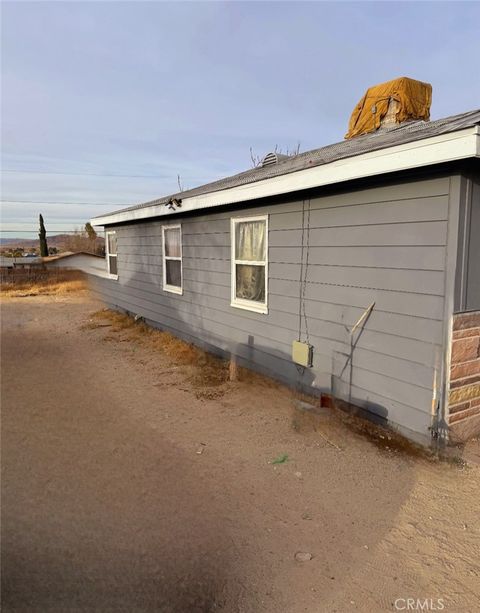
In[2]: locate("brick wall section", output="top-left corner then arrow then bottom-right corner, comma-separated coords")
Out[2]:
448,311 -> 480,433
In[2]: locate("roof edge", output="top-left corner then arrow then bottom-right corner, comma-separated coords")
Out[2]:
41,251 -> 104,261
92,126 -> 479,227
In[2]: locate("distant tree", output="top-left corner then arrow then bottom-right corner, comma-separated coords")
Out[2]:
85,222 -> 97,241
39,214 -> 49,257
63,229 -> 86,253
85,222 -> 98,253
63,224 -> 104,255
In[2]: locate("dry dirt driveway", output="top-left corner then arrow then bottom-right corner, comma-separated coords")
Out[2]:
1,292 -> 479,612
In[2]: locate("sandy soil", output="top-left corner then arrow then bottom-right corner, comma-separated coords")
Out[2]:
1,291 -> 479,612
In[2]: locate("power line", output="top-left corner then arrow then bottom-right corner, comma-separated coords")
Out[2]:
1,199 -> 132,206
0,229 -> 105,234
2,168 -> 165,179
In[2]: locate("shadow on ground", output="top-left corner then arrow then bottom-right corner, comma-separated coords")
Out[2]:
0,295 -> 423,612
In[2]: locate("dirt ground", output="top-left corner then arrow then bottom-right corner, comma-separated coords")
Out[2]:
1,290 -> 479,612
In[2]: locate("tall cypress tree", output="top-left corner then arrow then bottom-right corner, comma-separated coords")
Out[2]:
39,214 -> 49,257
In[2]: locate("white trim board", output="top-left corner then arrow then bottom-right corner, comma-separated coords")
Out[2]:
230,215 -> 269,315
162,224 -> 183,295
105,230 -> 118,279
92,127 -> 479,227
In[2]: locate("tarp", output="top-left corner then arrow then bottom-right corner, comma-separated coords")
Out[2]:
345,77 -> 432,139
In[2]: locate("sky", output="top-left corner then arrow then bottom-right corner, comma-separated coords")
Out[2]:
1,1 -> 480,239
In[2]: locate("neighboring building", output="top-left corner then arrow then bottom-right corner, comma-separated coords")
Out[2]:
1,252 -> 105,275
42,251 -> 106,275
89,93 -> 480,447
0,256 -> 42,269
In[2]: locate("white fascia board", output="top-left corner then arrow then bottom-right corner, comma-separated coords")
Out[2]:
91,127 -> 479,227
474,125 -> 480,155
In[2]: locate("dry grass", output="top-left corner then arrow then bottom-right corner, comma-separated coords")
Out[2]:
1,270 -> 87,297
88,309 -> 231,390
85,310 -> 433,458
87,309 -> 284,397
236,365 -> 282,389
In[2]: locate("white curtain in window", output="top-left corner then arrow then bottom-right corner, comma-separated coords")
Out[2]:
107,233 -> 117,255
235,220 -> 266,302
235,221 -> 265,262
107,232 -> 118,276
236,264 -> 265,302
164,228 -> 181,257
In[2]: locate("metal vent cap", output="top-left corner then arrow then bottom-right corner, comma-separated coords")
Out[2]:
261,152 -> 290,167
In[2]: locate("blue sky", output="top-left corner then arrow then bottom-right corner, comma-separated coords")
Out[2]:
1,1 -> 479,238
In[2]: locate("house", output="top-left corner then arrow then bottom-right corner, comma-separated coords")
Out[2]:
90,79 -> 480,447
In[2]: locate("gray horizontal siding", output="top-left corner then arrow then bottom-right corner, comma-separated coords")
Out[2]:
91,176 -> 454,440
90,275 -> 441,372
121,245 -> 447,270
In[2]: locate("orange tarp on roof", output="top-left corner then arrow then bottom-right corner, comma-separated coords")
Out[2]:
345,77 -> 432,139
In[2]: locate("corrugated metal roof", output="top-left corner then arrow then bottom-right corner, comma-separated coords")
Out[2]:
101,109 -> 480,218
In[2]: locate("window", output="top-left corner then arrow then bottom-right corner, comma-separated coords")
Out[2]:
231,215 -> 268,314
162,225 -> 183,294
106,231 -> 118,278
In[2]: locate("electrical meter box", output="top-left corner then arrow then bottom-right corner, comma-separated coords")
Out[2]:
292,341 -> 313,368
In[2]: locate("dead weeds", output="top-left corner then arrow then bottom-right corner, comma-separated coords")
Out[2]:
1,271 -> 87,298
88,309 -> 231,394
85,310 -> 454,461
87,309 -> 285,402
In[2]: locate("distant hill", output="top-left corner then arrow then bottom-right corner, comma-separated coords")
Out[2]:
0,234 -> 104,251
1,234 -> 71,248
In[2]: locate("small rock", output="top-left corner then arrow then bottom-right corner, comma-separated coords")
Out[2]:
363,545 -> 369,550
295,551 -> 313,562
301,512 -> 312,520
295,471 -> 302,478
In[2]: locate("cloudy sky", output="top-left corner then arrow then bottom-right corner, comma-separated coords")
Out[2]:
1,1 -> 479,238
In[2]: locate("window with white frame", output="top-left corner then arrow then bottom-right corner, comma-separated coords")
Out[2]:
106,231 -> 118,277
231,215 -> 268,313
162,225 -> 183,294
